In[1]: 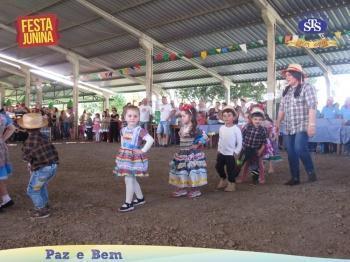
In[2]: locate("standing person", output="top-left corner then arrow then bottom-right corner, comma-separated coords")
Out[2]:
340,97 -> 350,154
59,110 -> 66,140
51,108 -> 60,140
197,100 -> 208,125
109,108 -> 120,143
215,106 -> 242,192
276,64 -> 317,185
78,110 -> 87,140
139,98 -> 152,131
156,96 -> 174,147
321,97 -> 339,119
114,105 -> 154,212
85,113 -> 93,141
169,104 -> 208,198
101,111 -> 110,142
18,113 -> 59,218
93,113 -> 101,142
0,110 -> 16,212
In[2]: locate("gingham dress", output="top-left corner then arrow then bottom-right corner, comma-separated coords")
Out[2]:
114,126 -> 149,177
0,114 -> 13,180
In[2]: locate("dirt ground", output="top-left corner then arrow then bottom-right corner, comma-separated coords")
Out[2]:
1,142 -> 349,259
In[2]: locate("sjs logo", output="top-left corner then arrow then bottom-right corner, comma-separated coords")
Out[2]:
298,18 -> 327,33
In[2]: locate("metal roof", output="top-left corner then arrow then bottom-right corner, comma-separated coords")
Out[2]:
0,0 -> 350,102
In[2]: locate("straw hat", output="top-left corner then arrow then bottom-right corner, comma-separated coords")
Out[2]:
281,63 -> 307,78
219,105 -> 237,118
17,113 -> 48,129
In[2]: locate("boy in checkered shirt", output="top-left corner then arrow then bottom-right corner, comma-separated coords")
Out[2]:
237,106 -> 267,184
19,113 -> 59,219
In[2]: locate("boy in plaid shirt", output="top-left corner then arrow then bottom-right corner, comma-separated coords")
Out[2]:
19,113 -> 59,219
237,106 -> 267,184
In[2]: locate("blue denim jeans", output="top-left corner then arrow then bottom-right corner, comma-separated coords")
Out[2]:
27,164 -> 57,209
284,132 -> 315,182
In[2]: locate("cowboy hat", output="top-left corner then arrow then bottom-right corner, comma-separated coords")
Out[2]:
219,105 -> 237,118
17,113 -> 48,129
281,63 -> 307,78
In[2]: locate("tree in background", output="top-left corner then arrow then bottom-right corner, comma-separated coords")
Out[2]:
110,94 -> 126,114
80,102 -> 103,115
176,82 -> 266,103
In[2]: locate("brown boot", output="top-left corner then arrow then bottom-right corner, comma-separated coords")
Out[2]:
224,182 -> 236,192
216,179 -> 228,189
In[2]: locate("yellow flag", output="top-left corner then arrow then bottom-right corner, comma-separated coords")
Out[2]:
334,31 -> 342,39
200,51 -> 208,60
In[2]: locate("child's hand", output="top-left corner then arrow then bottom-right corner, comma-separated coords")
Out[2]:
27,163 -> 31,172
133,149 -> 144,154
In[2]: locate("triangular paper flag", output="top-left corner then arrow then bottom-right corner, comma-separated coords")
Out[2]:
239,43 -> 247,53
216,48 -> 221,54
285,35 -> 292,43
257,40 -> 264,46
221,47 -> 229,53
334,31 -> 342,39
200,51 -> 208,59
163,53 -> 169,61
292,35 -> 299,41
170,53 -> 177,61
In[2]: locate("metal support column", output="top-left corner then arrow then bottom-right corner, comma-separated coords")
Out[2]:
35,84 -> 43,109
139,38 -> 153,104
104,93 -> 111,110
262,9 -> 277,119
325,72 -> 332,98
223,78 -> 231,105
67,54 -> 80,139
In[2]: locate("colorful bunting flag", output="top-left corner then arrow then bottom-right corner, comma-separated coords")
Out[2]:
257,40 -> 264,46
215,48 -> 221,54
185,51 -> 193,59
170,53 -> 177,61
200,50 -> 208,59
239,43 -> 247,53
163,53 -> 169,61
284,35 -> 292,43
334,31 -> 342,39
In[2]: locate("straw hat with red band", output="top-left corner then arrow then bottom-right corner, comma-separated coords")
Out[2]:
281,64 -> 307,78
17,113 -> 48,129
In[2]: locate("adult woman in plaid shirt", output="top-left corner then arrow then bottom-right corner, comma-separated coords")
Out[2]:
276,64 -> 317,186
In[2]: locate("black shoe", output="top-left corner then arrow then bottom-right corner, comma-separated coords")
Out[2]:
118,202 -> 134,212
251,170 -> 259,184
133,197 -> 146,206
308,172 -> 317,182
1,199 -> 14,209
284,179 -> 300,186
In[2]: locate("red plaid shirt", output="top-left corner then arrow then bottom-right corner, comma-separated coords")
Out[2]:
242,123 -> 267,149
22,131 -> 59,171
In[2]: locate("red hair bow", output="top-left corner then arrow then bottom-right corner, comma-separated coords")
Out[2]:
180,104 -> 193,111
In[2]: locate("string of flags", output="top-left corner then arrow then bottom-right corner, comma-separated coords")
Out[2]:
80,29 -> 350,81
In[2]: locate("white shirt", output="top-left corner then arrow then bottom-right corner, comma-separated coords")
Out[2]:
218,125 -> 242,156
160,103 -> 173,121
139,105 -> 152,122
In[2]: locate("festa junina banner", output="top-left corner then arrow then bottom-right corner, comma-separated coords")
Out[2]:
0,245 -> 348,262
16,14 -> 59,48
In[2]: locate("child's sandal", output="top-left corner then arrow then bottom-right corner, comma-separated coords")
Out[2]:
118,202 -> 134,212
172,189 -> 188,197
132,197 -> 146,206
